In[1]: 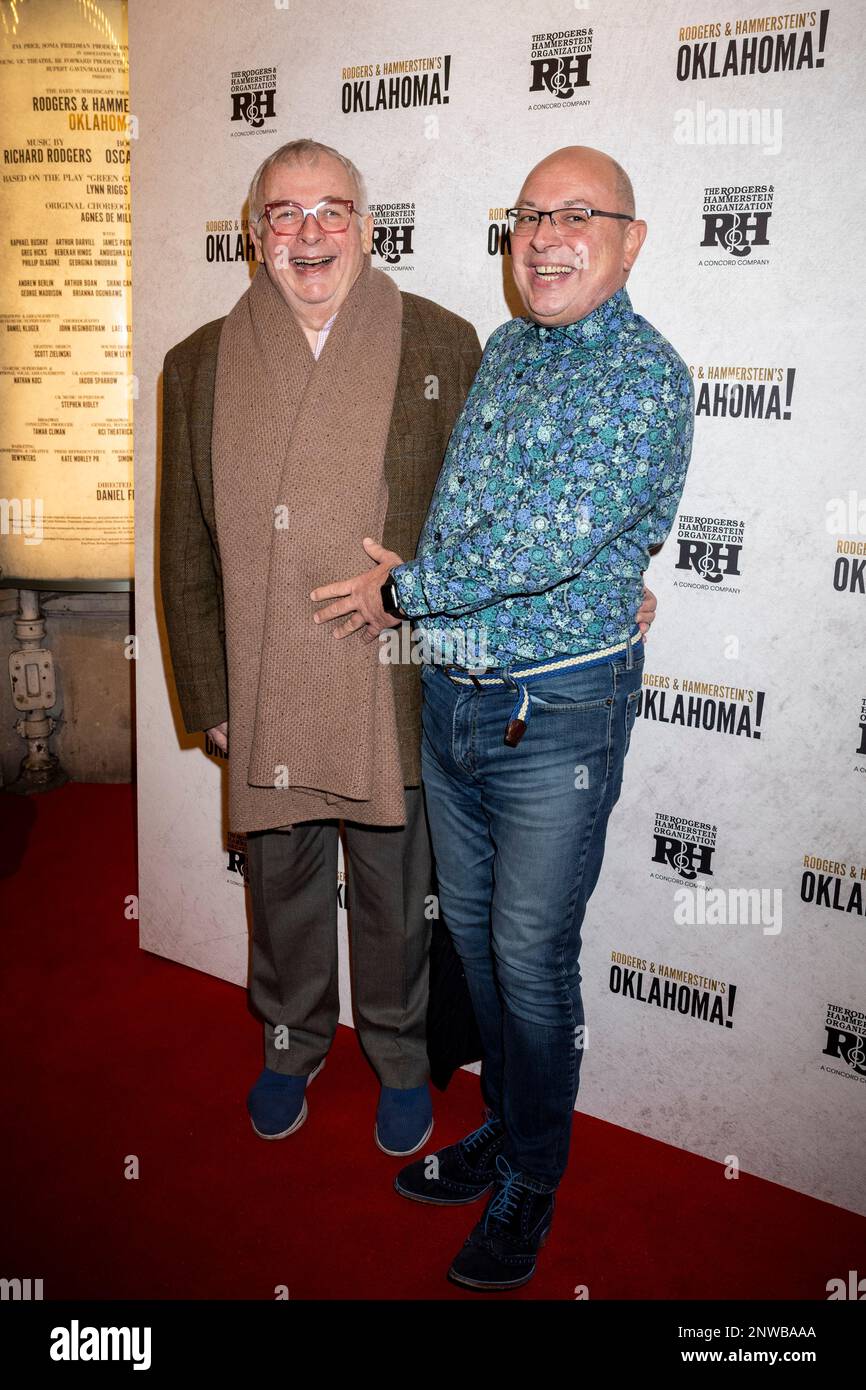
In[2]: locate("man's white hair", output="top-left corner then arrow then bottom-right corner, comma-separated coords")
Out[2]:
248,138 -> 368,225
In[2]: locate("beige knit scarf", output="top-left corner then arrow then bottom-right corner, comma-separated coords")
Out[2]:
211,256 -> 406,831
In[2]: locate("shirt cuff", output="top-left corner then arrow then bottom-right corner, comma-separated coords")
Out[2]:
391,561 -> 430,618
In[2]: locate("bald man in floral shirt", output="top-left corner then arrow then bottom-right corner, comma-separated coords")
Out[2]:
313,146 -> 693,1291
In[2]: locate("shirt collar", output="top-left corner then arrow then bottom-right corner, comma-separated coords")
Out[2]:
531,285 -> 633,350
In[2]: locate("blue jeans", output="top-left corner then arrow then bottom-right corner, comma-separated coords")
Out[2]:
420,637 -> 644,1187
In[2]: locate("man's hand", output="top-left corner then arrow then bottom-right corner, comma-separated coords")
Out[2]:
206,721 -> 228,754
310,538 -> 405,639
636,584 -> 657,642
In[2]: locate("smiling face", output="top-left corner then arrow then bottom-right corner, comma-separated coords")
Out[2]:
510,147 -> 647,327
250,152 -> 373,328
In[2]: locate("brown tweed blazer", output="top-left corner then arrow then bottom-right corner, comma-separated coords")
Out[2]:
159,292 -> 482,787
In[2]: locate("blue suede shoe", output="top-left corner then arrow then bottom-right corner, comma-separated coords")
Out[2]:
375,1084 -> 434,1156
247,1059 -> 325,1140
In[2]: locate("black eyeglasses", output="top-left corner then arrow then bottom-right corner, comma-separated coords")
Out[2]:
506,207 -> 633,235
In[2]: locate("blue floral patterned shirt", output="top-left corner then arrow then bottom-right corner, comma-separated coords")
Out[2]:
392,286 -> 693,664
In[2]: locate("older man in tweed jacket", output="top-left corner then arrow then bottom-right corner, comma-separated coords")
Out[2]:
159,140 -> 481,1156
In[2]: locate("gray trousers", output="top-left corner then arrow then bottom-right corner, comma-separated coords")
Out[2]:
245,788 -> 433,1088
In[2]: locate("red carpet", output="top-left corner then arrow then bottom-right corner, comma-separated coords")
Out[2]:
1,782 -> 863,1301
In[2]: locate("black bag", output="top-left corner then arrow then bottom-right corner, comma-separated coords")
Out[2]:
425,916 -> 483,1090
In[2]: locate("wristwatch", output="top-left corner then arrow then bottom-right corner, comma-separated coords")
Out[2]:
380,569 -> 409,620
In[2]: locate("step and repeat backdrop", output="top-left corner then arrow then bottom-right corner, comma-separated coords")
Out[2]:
131,0 -> 865,1217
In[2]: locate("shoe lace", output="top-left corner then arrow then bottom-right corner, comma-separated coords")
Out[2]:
462,1114 -> 501,1152
485,1154 -> 525,1228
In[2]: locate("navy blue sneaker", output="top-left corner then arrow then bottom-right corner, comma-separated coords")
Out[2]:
375,1084 -> 434,1156
247,1059 -> 325,1140
394,1111 -> 504,1204
448,1154 -> 556,1291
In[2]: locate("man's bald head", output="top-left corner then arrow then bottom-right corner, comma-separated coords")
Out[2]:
611,159 -> 636,219
517,146 -> 635,218
509,145 -> 646,327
